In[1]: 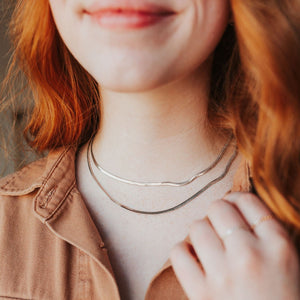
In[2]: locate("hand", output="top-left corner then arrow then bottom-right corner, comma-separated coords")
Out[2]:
169,192 -> 300,300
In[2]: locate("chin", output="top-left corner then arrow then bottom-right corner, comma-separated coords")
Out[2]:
93,69 -> 176,93
97,79 -> 168,93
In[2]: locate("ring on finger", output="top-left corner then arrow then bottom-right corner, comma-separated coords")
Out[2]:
250,214 -> 275,229
220,214 -> 276,240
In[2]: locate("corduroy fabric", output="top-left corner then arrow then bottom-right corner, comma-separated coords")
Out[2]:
0,145 -> 252,300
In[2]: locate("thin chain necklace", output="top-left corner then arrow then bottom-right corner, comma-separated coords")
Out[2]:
90,133 -> 234,187
86,136 -> 238,215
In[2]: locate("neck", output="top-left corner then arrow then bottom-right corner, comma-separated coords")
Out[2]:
90,61 -> 230,182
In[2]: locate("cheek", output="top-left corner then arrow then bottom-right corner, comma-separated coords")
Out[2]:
48,0 -> 67,36
48,0 -> 80,55
175,0 -> 230,71
48,0 -> 62,18
192,0 -> 230,48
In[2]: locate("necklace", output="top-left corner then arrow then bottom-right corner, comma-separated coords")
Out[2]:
90,133 -> 234,187
86,137 -> 238,215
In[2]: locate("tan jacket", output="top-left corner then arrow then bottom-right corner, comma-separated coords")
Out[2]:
0,145 -> 252,300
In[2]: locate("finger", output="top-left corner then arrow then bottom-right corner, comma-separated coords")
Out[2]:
170,241 -> 205,299
207,199 -> 256,251
188,217 -> 225,275
223,192 -> 289,240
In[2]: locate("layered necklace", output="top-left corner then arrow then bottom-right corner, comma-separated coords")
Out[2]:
87,133 -> 238,215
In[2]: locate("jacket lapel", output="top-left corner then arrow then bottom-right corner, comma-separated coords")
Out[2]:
32,146 -> 121,299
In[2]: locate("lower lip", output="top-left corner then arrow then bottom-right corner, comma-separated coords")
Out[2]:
87,11 -> 174,29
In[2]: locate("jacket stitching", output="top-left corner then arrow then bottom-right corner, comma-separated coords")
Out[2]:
40,181 -> 76,222
0,157 -> 47,192
0,296 -> 33,300
34,146 -> 73,217
0,164 -> 35,189
38,185 -> 57,208
38,146 -> 71,189
0,183 -> 42,193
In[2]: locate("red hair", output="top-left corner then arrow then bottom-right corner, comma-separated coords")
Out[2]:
1,0 -> 300,238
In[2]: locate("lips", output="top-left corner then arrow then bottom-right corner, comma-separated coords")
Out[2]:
83,1 -> 176,29
84,1 -> 176,15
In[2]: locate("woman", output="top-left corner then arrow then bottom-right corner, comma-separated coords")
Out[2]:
0,0 -> 300,299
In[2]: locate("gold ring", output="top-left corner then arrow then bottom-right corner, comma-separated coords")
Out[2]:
221,224 -> 250,240
250,214 -> 275,229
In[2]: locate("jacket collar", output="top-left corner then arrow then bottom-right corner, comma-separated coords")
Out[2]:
0,146 -> 77,222
0,146 -> 71,194
0,144 -> 253,220
0,146 -> 122,298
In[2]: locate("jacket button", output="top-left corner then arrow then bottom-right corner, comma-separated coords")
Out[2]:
99,241 -> 107,250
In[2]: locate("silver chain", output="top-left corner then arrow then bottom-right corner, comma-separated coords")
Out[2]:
90,133 -> 234,187
86,137 -> 238,215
